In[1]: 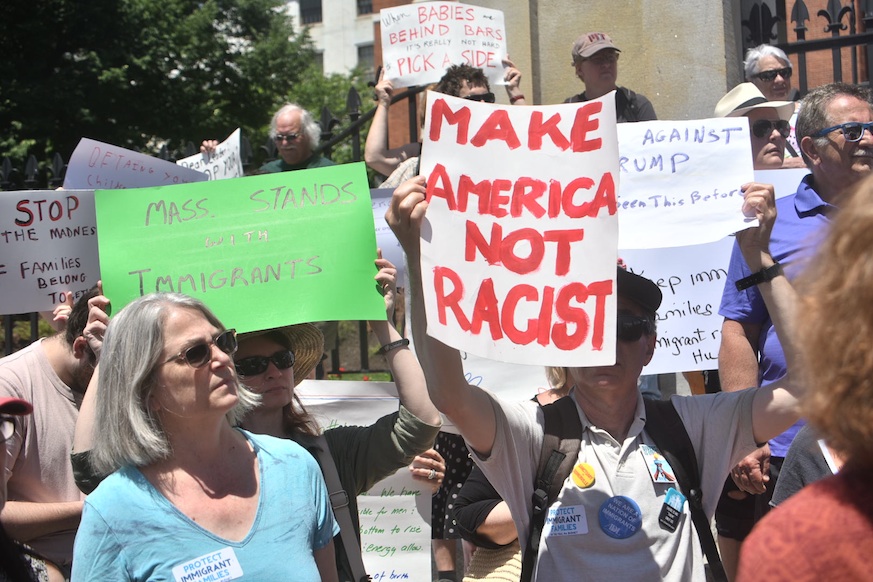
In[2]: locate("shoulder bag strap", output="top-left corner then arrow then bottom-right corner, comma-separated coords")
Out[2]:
312,434 -> 371,582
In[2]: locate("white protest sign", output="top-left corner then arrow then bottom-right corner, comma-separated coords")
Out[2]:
380,2 -> 507,88
63,137 -> 207,189
420,92 -> 620,366
176,128 -> 243,180
295,380 -> 430,579
621,239 -> 733,374
0,189 -> 99,313
618,167 -> 810,375
616,118 -> 753,249
371,188 -> 407,288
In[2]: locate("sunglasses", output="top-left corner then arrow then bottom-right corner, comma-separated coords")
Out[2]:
754,67 -> 792,82
235,350 -> 296,377
752,119 -> 791,139
813,121 -> 873,143
274,132 -> 301,143
464,92 -> 495,103
165,329 -> 238,368
617,314 -> 655,343
0,415 -> 15,444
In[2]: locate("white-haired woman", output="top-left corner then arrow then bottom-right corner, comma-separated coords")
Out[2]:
71,294 -> 339,582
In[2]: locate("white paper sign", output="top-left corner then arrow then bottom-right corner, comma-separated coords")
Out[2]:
380,2 -> 507,88
0,189 -> 100,314
371,188 -> 407,288
295,381 -> 431,579
618,167 -> 810,375
63,138 -> 207,189
621,239 -> 734,374
616,118 -> 754,249
176,128 -> 244,180
419,92 -> 620,366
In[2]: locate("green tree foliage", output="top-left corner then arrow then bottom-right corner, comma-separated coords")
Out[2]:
0,0 -> 324,165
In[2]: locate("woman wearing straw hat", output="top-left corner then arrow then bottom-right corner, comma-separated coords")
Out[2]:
235,254 -> 442,582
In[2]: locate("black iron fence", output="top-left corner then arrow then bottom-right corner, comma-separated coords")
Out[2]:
1,84 -> 426,377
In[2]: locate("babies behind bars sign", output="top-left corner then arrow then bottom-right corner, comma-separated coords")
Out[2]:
419,92 -> 620,366
380,2 -> 507,88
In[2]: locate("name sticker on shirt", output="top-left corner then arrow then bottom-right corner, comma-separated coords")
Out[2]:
544,504 -> 589,537
172,547 -> 244,582
640,444 -> 677,484
658,487 -> 687,533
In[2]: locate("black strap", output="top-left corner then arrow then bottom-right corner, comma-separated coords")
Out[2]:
521,397 -> 582,582
309,435 -> 371,582
643,400 -> 727,582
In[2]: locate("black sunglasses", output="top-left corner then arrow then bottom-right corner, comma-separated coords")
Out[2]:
813,121 -> 873,143
274,132 -> 301,143
752,119 -> 791,139
617,314 -> 654,343
235,350 -> 296,377
165,329 -> 237,368
464,92 -> 495,103
754,67 -> 792,82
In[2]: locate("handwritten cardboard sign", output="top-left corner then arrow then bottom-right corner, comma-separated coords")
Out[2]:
176,128 -> 244,180
0,189 -> 100,314
380,2 -> 507,88
296,380 -> 430,580
64,138 -> 207,190
419,92 -> 620,366
615,118 -> 754,249
94,163 -> 385,332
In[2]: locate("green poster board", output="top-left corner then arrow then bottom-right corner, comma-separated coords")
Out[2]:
95,162 -> 385,332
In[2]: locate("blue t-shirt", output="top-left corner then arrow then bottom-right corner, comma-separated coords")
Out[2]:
72,430 -> 339,581
720,174 -> 832,456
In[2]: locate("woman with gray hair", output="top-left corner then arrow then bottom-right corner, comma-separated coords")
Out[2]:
71,293 -> 339,582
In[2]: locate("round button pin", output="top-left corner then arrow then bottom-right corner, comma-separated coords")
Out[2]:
572,462 -> 596,488
598,496 -> 642,539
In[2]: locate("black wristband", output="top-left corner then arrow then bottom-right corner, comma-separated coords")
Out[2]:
376,338 -> 410,355
735,263 -> 782,291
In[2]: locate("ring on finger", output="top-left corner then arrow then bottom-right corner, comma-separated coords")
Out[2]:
427,469 -> 436,480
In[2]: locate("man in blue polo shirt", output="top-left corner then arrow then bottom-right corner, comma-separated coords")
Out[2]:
718,82 -> 873,544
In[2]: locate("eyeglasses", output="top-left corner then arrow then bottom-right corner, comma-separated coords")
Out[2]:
583,52 -> 619,66
0,415 -> 15,444
813,121 -> 873,142
273,133 -> 301,143
235,350 -> 295,377
754,67 -> 792,82
165,329 -> 238,368
617,314 -> 654,343
752,119 -> 791,139
463,92 -> 495,103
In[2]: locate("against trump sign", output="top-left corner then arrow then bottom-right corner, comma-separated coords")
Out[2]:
419,92 -> 620,366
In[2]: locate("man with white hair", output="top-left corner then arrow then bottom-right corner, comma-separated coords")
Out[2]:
260,103 -> 335,173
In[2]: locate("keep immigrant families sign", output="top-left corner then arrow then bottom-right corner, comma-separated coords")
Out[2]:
419,92 -> 620,367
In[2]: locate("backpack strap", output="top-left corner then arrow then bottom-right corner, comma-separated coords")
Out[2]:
617,87 -> 640,122
521,396 -> 583,582
311,434 -> 371,582
643,399 -> 727,582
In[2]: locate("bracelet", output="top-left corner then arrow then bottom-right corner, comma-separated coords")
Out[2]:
735,263 -> 782,291
509,94 -> 525,103
376,338 -> 410,355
